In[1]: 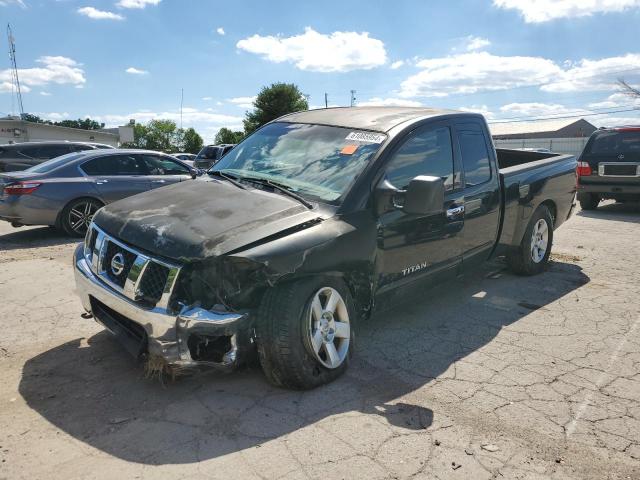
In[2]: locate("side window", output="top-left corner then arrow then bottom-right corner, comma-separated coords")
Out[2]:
140,155 -> 190,175
81,154 -> 146,176
385,126 -> 455,191
459,132 -> 491,187
34,145 -> 72,159
17,146 -> 38,159
70,144 -> 94,153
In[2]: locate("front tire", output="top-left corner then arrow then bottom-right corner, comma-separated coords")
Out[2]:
257,277 -> 354,390
507,206 -> 554,276
578,193 -> 599,210
61,198 -> 103,237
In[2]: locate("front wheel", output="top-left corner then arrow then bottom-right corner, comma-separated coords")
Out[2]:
61,198 -> 103,237
506,206 -> 554,276
257,277 -> 354,390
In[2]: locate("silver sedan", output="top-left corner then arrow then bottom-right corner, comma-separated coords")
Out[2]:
0,149 -> 197,237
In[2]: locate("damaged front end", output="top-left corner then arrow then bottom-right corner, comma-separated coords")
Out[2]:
74,225 -> 255,375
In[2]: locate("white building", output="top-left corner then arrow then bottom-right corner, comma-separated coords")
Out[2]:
491,118 -> 597,156
0,117 -> 134,147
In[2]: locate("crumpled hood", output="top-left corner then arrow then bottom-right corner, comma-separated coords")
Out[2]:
93,178 -> 323,261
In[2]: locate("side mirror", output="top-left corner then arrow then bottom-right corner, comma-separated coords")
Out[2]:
402,176 -> 445,216
374,175 -> 445,216
190,169 -> 198,179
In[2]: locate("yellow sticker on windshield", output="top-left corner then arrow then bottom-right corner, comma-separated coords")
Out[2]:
341,144 -> 358,155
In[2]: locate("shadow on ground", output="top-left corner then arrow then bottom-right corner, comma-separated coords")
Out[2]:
577,201 -> 640,224
19,260 -> 589,465
0,225 -> 76,251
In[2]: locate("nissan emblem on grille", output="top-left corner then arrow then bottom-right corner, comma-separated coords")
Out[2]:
110,253 -> 125,276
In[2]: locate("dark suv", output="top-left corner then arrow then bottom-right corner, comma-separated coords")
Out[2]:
0,141 -> 114,172
194,144 -> 235,170
577,126 -> 640,210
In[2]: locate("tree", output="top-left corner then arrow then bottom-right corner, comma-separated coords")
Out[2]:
21,114 -> 104,130
121,119 -> 205,153
619,79 -> 640,97
243,83 -> 308,134
180,127 -> 204,153
56,118 -> 105,130
215,127 -> 244,145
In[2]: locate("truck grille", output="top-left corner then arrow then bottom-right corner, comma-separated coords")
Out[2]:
598,163 -> 640,177
83,224 -> 181,309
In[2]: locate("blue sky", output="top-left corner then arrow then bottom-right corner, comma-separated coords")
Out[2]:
1,0 -> 640,141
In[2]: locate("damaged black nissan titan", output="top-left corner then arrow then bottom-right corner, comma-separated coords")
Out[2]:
74,107 -> 577,389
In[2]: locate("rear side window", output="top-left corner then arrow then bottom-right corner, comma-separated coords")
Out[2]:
196,146 -> 221,160
459,132 -> 491,187
588,131 -> 640,155
82,154 -> 146,176
385,126 -> 455,190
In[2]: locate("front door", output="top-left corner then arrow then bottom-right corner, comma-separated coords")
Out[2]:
376,123 -> 464,294
137,154 -> 191,189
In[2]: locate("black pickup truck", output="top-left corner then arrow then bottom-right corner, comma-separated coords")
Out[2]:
577,126 -> 640,210
74,107 -> 577,389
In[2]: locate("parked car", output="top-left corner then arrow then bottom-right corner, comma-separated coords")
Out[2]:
193,143 -> 235,169
172,153 -> 197,166
0,141 -> 114,172
577,126 -> 640,210
74,107 -> 577,389
0,149 -> 197,236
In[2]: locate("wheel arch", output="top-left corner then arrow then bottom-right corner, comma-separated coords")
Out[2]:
56,195 -> 105,230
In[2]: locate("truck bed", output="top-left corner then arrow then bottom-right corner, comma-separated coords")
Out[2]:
495,149 -> 577,251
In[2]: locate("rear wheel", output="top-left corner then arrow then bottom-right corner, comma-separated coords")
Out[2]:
579,193 -> 599,210
507,206 -> 554,276
61,198 -> 103,237
257,277 -> 354,390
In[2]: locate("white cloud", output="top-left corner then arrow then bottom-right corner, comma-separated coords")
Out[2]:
236,27 -> 387,72
466,36 -> 491,51
588,92 -> 640,109
40,91 -> 52,96
400,51 -> 562,98
77,6 -> 124,20
541,54 -> 640,92
34,111 -> 70,121
116,0 -> 160,8
125,67 -> 149,75
499,102 -> 591,118
202,96 -> 213,101
0,0 -> 26,7
493,0 -> 640,23
357,97 -> 423,107
390,60 -> 405,70
216,27 -> 225,36
399,51 -> 640,98
228,96 -> 256,109
459,105 -> 496,120
0,56 -> 86,92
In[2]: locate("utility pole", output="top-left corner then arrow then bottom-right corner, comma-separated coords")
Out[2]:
324,93 -> 328,108
350,90 -> 356,107
180,88 -> 184,129
7,24 -> 25,119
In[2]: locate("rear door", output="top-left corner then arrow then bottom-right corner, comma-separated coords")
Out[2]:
376,122 -> 464,293
454,121 -> 501,270
581,129 -> 640,182
80,153 -> 150,203
137,154 -> 192,189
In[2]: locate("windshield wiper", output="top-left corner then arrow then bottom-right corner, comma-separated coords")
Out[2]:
242,177 -> 313,209
208,170 -> 246,190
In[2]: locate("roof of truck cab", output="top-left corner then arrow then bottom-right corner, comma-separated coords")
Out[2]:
278,106 -> 469,133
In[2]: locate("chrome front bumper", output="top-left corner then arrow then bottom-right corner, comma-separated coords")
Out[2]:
74,244 -> 250,370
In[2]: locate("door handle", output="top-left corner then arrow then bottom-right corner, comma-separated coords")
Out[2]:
446,205 -> 465,218
96,179 -> 108,185
152,180 -> 165,183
